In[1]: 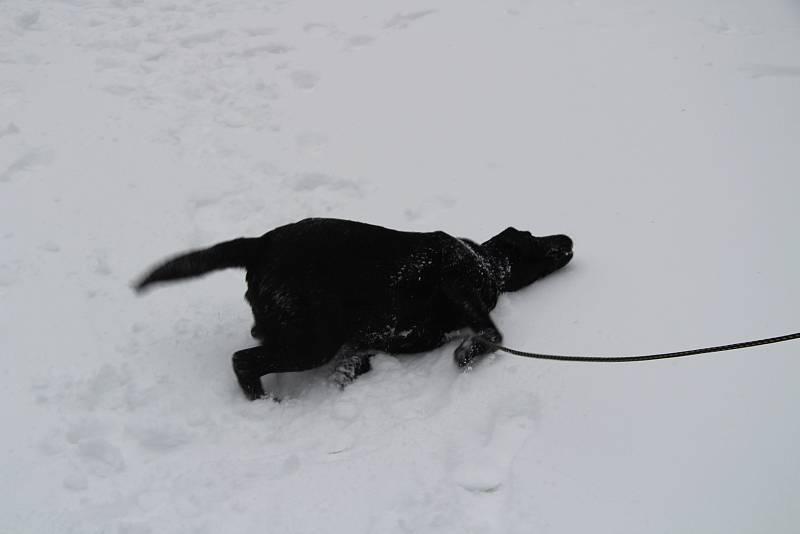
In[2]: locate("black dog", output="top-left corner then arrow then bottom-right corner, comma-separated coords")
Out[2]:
135,218 -> 573,399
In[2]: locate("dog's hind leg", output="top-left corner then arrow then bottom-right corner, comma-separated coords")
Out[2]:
232,347 -> 272,400
329,345 -> 374,389
232,346 -> 323,400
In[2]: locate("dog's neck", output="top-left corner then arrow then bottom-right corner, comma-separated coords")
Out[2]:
458,238 -> 511,292
479,240 -> 512,291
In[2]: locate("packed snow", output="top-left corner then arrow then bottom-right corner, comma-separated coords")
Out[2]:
2,0 -> 799,532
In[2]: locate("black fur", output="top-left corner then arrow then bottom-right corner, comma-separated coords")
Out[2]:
135,218 -> 573,399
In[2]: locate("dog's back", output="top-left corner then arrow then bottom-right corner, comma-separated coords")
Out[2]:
252,218 -> 448,297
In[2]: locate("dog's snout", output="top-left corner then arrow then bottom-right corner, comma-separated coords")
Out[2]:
541,235 -> 573,269
554,235 -> 573,251
543,234 -> 573,253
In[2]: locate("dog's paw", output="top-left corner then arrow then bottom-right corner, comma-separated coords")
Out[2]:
454,339 -> 481,368
330,352 -> 373,389
329,369 -> 354,390
454,332 -> 500,368
237,379 -> 266,401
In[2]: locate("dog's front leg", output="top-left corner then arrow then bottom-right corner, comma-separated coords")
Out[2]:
444,286 -> 503,368
329,345 -> 373,389
454,323 -> 503,368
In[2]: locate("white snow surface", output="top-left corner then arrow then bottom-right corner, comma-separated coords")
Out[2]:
2,0 -> 800,532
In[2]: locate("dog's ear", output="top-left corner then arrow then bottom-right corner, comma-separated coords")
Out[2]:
496,227 -> 523,245
485,227 -> 525,254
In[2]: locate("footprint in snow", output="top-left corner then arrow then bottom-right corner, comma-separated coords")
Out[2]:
57,419 -> 126,484
243,26 -> 277,37
240,43 -> 291,57
39,241 -> 60,253
295,131 -> 328,156
65,417 -> 110,445
303,22 -> 337,38
0,123 -> 20,139
15,10 -> 40,30
289,69 -> 320,91
0,148 -> 54,182
63,472 -> 89,491
452,415 -> 534,493
179,30 -> 226,48
384,10 -> 438,30
126,422 -> 190,452
345,34 -> 375,51
94,56 -> 127,72
77,438 -> 126,477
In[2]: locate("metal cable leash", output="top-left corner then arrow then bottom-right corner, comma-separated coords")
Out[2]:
467,332 -> 800,363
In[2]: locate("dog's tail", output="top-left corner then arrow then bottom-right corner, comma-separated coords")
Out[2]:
134,237 -> 261,293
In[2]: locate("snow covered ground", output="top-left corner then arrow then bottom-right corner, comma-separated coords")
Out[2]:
2,0 -> 799,532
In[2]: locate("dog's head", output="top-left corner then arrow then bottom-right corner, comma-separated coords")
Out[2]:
484,227 -> 573,291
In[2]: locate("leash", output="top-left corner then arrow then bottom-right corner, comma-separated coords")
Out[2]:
467,331 -> 800,363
